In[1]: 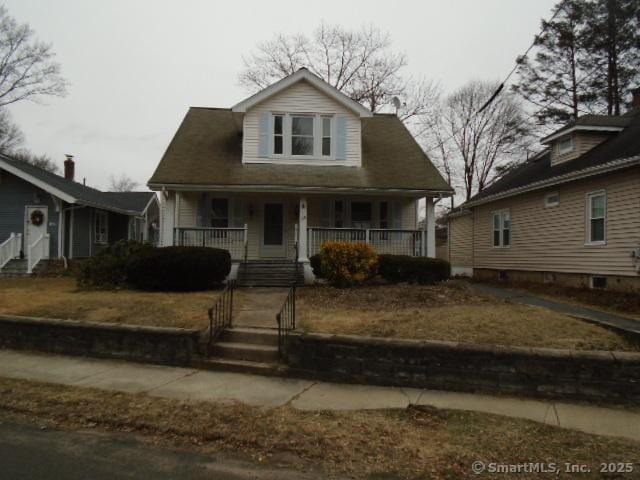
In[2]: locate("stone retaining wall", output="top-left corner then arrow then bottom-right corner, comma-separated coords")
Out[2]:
0,315 -> 202,366
286,333 -> 640,401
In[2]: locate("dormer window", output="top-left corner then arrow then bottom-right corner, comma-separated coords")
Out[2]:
269,113 -> 334,159
557,137 -> 573,155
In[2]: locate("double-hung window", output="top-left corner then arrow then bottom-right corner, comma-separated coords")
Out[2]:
321,117 -> 332,156
492,210 -> 510,248
95,211 -> 108,244
291,116 -> 314,156
558,137 -> 573,154
587,191 -> 606,244
273,115 -> 284,155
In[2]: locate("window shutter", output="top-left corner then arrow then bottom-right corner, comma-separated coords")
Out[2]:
230,198 -> 244,228
258,112 -> 271,158
321,200 -> 332,227
392,201 -> 403,229
335,115 -> 347,160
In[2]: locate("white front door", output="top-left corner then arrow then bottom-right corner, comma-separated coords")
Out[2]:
261,203 -> 286,258
24,206 -> 48,252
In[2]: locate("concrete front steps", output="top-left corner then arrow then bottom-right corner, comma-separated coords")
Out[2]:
202,327 -> 287,376
236,260 -> 303,287
0,259 -> 29,277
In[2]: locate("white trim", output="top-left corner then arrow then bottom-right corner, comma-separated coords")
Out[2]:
140,194 -> 158,216
0,157 -> 76,203
24,205 -> 49,257
491,209 -> 510,248
557,136 -> 574,154
464,155 -> 640,208
542,125 -> 625,144
544,192 -> 560,208
585,189 -> 607,245
231,69 -> 373,117
94,210 -> 109,245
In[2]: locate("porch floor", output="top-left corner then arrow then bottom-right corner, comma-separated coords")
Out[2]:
233,288 -> 289,328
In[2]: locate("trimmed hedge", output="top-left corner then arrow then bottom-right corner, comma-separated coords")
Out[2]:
77,240 -> 151,288
378,254 -> 450,285
319,241 -> 378,288
126,246 -> 231,291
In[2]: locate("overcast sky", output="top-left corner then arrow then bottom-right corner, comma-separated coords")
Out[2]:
5,0 -> 556,191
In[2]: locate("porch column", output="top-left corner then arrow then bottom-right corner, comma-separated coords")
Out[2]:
425,197 -> 436,258
298,197 -> 314,283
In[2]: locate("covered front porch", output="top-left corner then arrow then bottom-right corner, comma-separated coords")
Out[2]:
165,191 -> 437,265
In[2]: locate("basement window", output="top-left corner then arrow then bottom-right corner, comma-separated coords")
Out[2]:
590,276 -> 607,289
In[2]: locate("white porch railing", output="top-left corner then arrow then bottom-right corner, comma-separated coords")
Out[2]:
0,233 -> 22,270
174,226 -> 248,261
27,233 -> 50,274
306,227 -> 425,257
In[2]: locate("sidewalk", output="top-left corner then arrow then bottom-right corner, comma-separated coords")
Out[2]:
1,349 -> 639,442
473,283 -> 640,337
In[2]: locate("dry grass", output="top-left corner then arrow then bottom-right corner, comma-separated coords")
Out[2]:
0,377 -> 638,480
298,283 -> 638,352
0,277 -> 216,330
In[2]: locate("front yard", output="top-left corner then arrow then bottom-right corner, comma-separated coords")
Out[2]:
297,282 -> 639,352
0,277 -> 214,330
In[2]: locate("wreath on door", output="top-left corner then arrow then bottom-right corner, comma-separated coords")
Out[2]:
30,209 -> 44,226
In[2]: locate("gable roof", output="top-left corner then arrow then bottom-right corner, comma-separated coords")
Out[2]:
0,154 -> 155,215
147,108 -> 452,195
232,68 -> 373,118
465,110 -> 640,207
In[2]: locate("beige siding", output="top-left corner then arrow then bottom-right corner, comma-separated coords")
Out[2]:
449,214 -> 474,268
551,132 -> 613,166
243,80 -> 362,166
472,167 -> 640,277
176,192 -> 198,228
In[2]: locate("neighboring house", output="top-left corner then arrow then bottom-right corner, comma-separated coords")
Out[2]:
0,154 -> 159,274
148,68 -> 452,282
447,89 -> 640,291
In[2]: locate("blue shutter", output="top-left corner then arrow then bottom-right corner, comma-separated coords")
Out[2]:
230,198 -> 244,228
392,201 -> 403,229
196,194 -> 207,227
335,115 -> 347,160
258,112 -> 270,158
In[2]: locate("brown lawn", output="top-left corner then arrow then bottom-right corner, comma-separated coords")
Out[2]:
297,282 -> 639,352
1,377 -> 638,480
0,277 -> 216,330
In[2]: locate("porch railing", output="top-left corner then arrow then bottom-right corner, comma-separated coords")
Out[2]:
27,233 -> 49,274
174,226 -> 247,261
0,233 -> 22,270
276,284 -> 296,361
307,227 -> 425,257
207,280 -> 236,351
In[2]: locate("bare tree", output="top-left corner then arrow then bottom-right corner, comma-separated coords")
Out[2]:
109,174 -> 138,192
0,108 -> 24,153
421,81 -> 534,204
10,150 -> 58,173
239,23 -> 439,122
0,6 -> 67,107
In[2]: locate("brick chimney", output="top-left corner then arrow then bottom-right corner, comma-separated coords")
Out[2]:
632,87 -> 640,109
64,154 -> 75,181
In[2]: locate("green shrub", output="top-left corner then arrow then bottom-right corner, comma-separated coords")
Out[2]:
319,241 -> 378,288
77,240 -> 151,288
309,254 -> 324,278
378,254 -> 450,284
126,246 -> 231,291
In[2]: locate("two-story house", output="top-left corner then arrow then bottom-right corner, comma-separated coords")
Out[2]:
447,89 -> 640,291
148,68 -> 452,284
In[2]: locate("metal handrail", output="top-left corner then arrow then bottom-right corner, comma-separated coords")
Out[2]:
276,284 -> 296,361
207,280 -> 236,351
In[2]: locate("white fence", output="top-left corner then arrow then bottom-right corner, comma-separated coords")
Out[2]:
307,227 -> 424,257
27,233 -> 50,274
0,233 -> 22,270
174,226 -> 247,261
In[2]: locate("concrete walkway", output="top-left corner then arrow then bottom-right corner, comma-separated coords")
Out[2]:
1,349 -> 639,442
473,283 -> 640,337
233,288 -> 289,328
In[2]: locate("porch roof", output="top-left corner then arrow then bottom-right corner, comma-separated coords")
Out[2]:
148,108 -> 452,196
